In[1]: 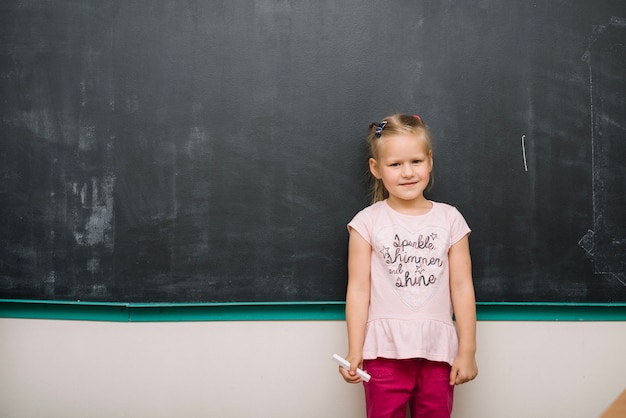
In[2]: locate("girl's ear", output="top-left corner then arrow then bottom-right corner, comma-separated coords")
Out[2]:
428,150 -> 434,171
369,158 -> 381,179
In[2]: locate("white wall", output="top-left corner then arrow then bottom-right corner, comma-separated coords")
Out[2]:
1,318 -> 625,418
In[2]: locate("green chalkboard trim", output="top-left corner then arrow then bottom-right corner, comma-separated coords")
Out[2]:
0,299 -> 129,322
1,299 -> 626,322
0,300 -> 347,322
475,302 -> 626,321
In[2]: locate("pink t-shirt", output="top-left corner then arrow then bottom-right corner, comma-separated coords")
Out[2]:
348,200 -> 471,365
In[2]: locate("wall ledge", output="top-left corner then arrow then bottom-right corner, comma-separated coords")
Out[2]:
1,299 -> 626,322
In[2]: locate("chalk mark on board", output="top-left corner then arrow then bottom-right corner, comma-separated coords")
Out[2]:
579,17 -> 626,288
521,135 -> 528,171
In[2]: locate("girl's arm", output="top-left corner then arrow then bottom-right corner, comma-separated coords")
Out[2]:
448,233 -> 479,385
340,228 -> 371,384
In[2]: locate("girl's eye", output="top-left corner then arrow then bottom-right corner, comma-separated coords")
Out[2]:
413,160 -> 422,164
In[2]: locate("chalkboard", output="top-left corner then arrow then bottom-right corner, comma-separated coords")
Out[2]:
1,0 -> 625,304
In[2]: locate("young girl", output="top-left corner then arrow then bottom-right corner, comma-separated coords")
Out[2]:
339,114 -> 478,418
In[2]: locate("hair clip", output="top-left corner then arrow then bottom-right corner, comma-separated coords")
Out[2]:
375,120 -> 387,138
413,115 -> 421,122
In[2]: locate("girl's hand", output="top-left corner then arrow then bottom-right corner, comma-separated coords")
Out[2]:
338,353 -> 365,384
449,351 -> 478,385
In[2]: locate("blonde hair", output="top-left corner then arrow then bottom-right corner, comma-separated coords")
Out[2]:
367,114 -> 434,203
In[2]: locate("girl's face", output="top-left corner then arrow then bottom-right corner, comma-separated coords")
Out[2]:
369,132 -> 433,209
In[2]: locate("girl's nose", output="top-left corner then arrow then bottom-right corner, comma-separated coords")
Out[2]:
401,163 -> 414,177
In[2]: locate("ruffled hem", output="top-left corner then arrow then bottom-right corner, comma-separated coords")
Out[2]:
362,318 -> 459,365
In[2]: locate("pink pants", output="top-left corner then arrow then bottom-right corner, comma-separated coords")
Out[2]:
363,358 -> 454,418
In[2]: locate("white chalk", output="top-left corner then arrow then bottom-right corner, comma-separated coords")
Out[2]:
521,134 -> 528,171
333,354 -> 371,382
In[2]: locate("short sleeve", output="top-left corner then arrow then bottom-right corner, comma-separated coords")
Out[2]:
347,208 -> 373,246
448,206 -> 471,247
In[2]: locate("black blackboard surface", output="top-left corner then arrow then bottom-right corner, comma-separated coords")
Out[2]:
1,0 -> 625,304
